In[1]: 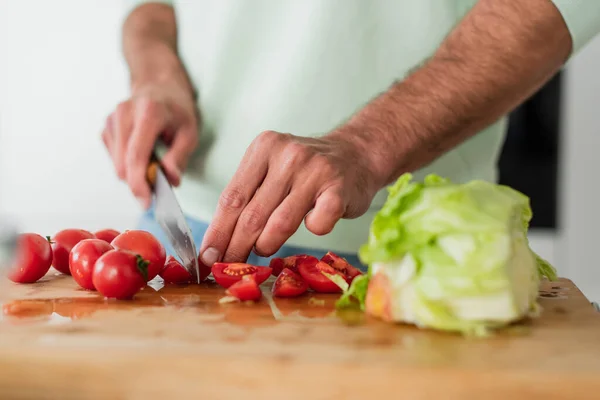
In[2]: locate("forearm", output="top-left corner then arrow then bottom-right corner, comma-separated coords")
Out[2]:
122,3 -> 195,99
337,0 -> 572,187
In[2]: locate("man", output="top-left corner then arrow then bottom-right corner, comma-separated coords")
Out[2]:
102,0 -> 600,270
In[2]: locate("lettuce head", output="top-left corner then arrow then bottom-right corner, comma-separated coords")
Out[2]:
352,173 -> 557,336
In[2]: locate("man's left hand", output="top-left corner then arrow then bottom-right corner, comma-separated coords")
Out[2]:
199,130 -> 383,265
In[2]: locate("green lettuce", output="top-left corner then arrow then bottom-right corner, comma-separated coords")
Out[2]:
343,173 -> 557,335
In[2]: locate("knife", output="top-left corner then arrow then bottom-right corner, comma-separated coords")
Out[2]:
146,154 -> 200,284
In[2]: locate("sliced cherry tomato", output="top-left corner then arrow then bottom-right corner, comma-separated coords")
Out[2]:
211,263 -> 272,289
226,274 -> 262,301
51,229 -> 95,275
272,267 -> 309,298
111,230 -> 166,282
7,233 -> 53,283
269,254 -> 317,276
197,255 -> 212,282
297,257 -> 345,293
69,239 -> 113,290
92,249 -> 149,300
160,255 -> 193,284
321,251 -> 363,283
94,229 -> 121,244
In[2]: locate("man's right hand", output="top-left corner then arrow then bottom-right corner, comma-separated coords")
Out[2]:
102,85 -> 198,209
103,3 -> 198,209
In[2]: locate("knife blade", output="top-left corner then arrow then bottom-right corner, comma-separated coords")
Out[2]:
146,156 -> 200,284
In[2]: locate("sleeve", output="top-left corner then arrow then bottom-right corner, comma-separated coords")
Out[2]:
122,0 -> 174,19
550,0 -> 600,54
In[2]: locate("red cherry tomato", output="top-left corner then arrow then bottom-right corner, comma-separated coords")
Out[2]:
94,229 -> 120,244
297,257 -> 345,293
272,268 -> 309,298
69,239 -> 113,291
197,255 -> 212,282
269,254 -> 317,276
51,229 -> 95,275
321,251 -> 363,284
211,263 -> 272,289
111,230 -> 166,281
160,256 -> 193,284
92,249 -> 149,300
7,233 -> 53,283
226,274 -> 262,301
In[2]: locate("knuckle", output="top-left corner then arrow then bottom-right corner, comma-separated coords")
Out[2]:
270,214 -> 298,237
239,207 -> 265,233
135,97 -> 163,119
218,188 -> 246,210
281,142 -> 309,168
115,101 -> 131,119
253,242 -> 276,258
321,193 -> 345,217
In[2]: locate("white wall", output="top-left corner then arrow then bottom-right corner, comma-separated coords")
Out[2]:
0,0 -> 140,233
0,2 -> 597,301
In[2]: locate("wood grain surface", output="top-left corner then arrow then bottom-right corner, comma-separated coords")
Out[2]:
0,272 -> 599,400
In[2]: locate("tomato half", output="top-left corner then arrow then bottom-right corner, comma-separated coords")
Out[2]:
197,255 -> 212,282
92,249 -> 149,300
7,233 -> 53,283
272,267 -> 309,298
111,230 -> 166,282
226,274 -> 262,301
51,229 -> 95,275
321,251 -> 363,284
69,239 -> 113,290
94,229 -> 121,244
297,257 -> 345,293
269,254 -> 317,276
211,263 -> 272,289
160,255 -> 193,284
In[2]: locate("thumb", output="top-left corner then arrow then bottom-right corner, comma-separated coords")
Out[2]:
160,126 -> 199,186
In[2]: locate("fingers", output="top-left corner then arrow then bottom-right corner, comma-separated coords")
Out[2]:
199,132 -> 274,266
126,98 -> 168,208
113,101 -> 133,180
254,188 -> 315,257
221,169 -> 292,262
304,187 -> 346,236
160,125 -> 198,187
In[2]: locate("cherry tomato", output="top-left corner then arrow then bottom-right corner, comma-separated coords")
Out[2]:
111,230 -> 166,282
269,254 -> 317,276
320,251 -> 363,284
92,249 -> 149,300
160,256 -> 193,284
197,255 -> 212,282
272,268 -> 309,298
226,274 -> 262,301
69,239 -> 113,291
51,229 -> 95,275
94,229 -> 120,244
297,257 -> 345,293
211,263 -> 272,289
7,233 -> 53,283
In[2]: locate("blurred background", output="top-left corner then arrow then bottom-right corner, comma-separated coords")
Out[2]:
0,1 -> 598,301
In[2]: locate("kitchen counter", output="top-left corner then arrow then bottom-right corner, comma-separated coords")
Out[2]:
0,272 -> 599,399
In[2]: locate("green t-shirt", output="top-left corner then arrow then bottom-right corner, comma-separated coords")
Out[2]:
124,0 -> 600,254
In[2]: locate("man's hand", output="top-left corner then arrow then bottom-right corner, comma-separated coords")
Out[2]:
102,84 -> 198,208
200,0 -> 576,265
103,3 -> 198,208
199,131 -> 384,265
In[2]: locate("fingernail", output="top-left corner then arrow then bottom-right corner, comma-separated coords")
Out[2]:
201,247 -> 220,266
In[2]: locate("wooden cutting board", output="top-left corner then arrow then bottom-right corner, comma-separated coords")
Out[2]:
0,272 -> 599,400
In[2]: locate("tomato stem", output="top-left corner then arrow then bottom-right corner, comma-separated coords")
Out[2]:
45,235 -> 54,244
135,254 -> 150,281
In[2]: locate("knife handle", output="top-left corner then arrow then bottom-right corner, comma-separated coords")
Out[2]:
146,153 -> 160,188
